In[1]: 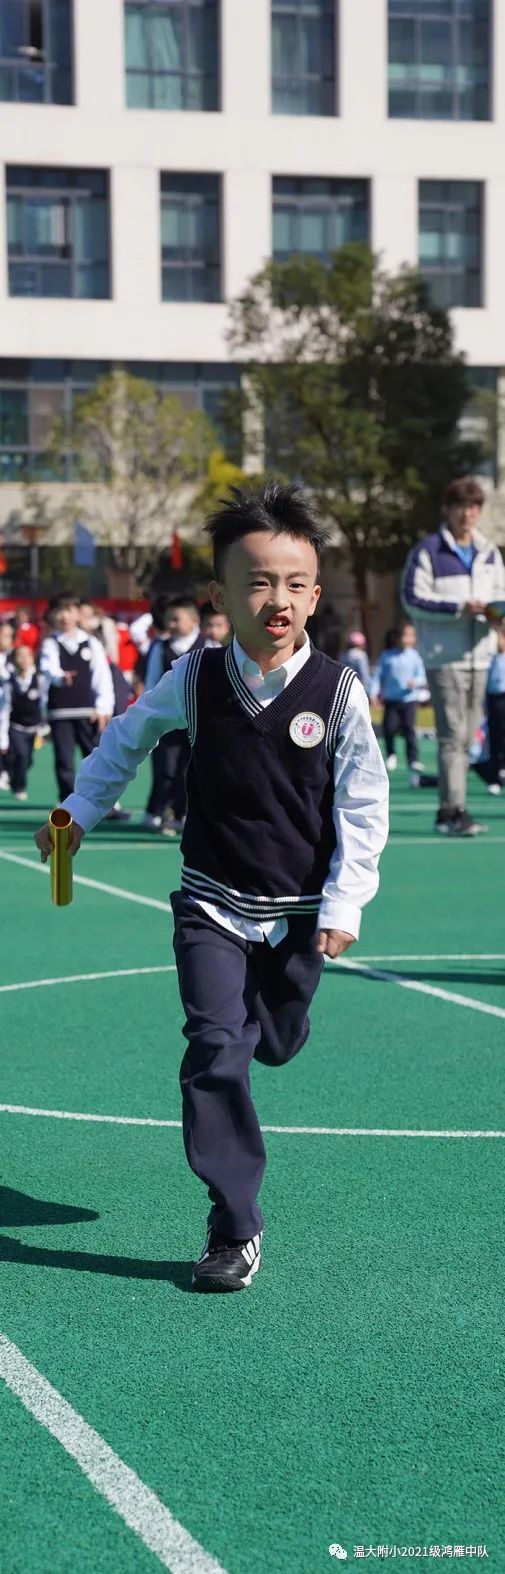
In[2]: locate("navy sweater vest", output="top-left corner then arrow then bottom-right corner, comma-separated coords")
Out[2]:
10,672 -> 43,732
180,643 -> 356,920
48,637 -> 94,715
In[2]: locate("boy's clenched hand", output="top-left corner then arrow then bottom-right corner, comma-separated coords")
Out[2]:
34,820 -> 85,864
316,929 -> 355,959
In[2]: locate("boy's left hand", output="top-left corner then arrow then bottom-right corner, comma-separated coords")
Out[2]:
316,929 -> 355,959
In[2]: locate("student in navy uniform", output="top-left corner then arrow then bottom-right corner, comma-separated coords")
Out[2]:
141,594 -> 204,836
35,481 -> 389,1293
39,591 -> 114,801
0,620 -> 15,789
6,644 -> 45,799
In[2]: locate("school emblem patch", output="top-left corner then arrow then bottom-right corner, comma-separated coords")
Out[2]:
80,648 -> 91,661
289,711 -> 326,748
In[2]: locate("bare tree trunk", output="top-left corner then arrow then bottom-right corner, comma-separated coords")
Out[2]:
352,551 -> 373,653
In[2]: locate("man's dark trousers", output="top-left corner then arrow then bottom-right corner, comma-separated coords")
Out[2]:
50,717 -> 97,799
171,890 -> 324,1240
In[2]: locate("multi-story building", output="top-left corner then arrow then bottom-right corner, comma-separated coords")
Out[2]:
0,0 -> 503,596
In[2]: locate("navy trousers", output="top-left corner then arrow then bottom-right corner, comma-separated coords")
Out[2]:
50,717 -> 97,799
8,727 -> 35,791
147,731 -> 190,820
170,890 -> 324,1240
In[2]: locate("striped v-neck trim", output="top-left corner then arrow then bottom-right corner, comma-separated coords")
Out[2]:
225,642 -> 262,717
225,639 -> 322,729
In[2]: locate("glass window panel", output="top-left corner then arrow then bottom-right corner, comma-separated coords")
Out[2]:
9,261 -> 38,294
0,388 -> 28,445
6,195 -> 23,250
40,261 -> 72,295
125,6 -> 149,69
75,262 -> 108,298
161,200 -> 186,251
153,70 -> 182,107
273,207 -> 295,255
74,196 -> 108,264
30,385 -> 64,447
272,14 -> 298,75
299,206 -> 328,253
162,268 -> 187,301
25,197 -> 68,255
126,71 -> 150,106
150,9 -> 181,71
188,4 -> 217,73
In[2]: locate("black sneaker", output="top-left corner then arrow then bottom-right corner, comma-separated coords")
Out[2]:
192,1228 -> 262,1292
450,809 -> 487,837
435,808 -> 453,834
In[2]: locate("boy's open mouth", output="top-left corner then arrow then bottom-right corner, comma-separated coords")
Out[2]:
263,615 -> 291,634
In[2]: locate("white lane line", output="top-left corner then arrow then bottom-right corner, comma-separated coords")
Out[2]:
0,850 -> 173,913
0,1105 -> 503,1138
0,966 -> 177,996
387,838 -> 505,846
352,954 -> 505,963
0,1334 -> 227,1574
1,957 -> 502,999
334,958 -> 505,1021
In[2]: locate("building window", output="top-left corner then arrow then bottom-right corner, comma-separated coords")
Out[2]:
272,0 -> 337,116
160,173 -> 221,301
418,180 -> 483,308
0,360 -> 240,479
273,176 -> 369,263
6,168 -> 111,299
388,0 -> 490,120
0,0 -> 73,104
124,0 -> 219,110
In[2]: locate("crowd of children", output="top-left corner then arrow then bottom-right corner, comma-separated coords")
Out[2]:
0,593 -> 232,823
1,593 -> 505,814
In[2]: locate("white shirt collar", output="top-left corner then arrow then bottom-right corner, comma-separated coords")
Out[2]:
170,626 -> 201,656
233,629 -> 311,689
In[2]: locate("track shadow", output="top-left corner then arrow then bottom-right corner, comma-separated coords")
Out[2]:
0,1235 -> 194,1291
0,1187 -> 99,1228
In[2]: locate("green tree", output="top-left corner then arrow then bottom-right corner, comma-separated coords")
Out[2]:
227,244 -> 482,641
28,371 -> 216,583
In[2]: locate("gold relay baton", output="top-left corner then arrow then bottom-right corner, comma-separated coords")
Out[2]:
48,808 -> 73,906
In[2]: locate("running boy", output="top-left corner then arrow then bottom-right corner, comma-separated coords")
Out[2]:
35,482 -> 389,1292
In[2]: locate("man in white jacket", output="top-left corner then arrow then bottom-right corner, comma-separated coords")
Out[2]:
402,476 -> 505,836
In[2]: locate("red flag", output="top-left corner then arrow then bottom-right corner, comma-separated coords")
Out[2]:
171,530 -> 183,571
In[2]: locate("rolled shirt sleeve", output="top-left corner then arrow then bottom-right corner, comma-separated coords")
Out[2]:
61,655 -> 189,832
318,678 -> 389,941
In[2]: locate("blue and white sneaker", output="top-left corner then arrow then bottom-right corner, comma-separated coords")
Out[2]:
192,1228 -> 263,1292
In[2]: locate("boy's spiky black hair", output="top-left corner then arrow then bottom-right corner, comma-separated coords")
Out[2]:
204,477 -> 331,580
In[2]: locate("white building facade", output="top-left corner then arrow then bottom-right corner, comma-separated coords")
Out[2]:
0,0 -> 503,537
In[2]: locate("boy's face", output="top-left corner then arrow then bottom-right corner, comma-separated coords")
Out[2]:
168,606 -> 199,638
0,624 -> 13,651
54,605 -> 80,634
201,611 -> 230,644
401,625 -> 416,649
497,624 -> 505,652
78,603 -> 98,634
14,646 -> 32,673
209,530 -> 321,667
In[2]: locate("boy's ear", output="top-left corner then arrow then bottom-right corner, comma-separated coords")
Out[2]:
208,579 -> 226,613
